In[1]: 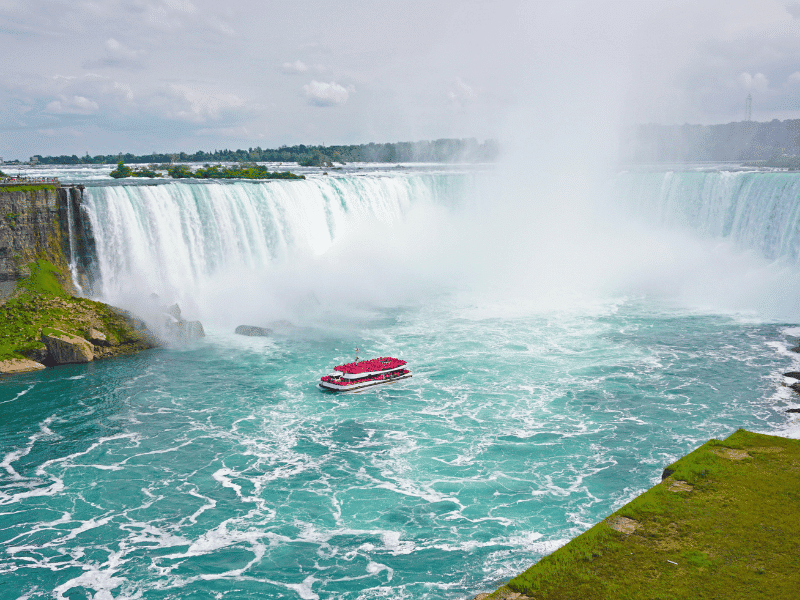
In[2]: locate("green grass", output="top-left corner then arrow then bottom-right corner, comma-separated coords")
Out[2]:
18,259 -> 67,296
0,184 -> 58,192
0,259 -> 152,361
491,429 -> 800,600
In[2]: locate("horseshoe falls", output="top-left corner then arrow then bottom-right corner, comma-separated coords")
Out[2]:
2,166 -> 800,600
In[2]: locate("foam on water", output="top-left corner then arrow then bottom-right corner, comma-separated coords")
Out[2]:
3,167 -> 800,598
0,302 -> 793,598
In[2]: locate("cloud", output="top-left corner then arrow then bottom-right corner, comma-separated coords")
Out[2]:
737,72 -> 769,93
44,95 -> 99,115
303,80 -> 352,107
36,127 -> 83,138
787,3 -> 800,18
282,60 -> 308,74
154,84 -> 245,122
195,126 -> 259,138
106,38 -> 141,60
83,38 -> 146,69
789,71 -> 800,84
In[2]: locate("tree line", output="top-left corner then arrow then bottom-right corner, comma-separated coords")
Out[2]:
109,161 -> 304,180
31,138 -> 500,166
620,118 -> 800,163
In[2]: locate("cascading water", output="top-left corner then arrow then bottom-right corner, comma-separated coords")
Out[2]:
63,189 -> 84,295
3,165 -> 800,600
80,174 -> 470,317
614,169 -> 800,262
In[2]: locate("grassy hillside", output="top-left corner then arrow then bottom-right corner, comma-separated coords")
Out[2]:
481,429 -> 800,600
0,259 -> 155,362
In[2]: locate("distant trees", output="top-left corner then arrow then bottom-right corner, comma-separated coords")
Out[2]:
30,138 -> 500,166
109,160 -> 132,178
180,164 -> 304,180
105,162 -> 308,180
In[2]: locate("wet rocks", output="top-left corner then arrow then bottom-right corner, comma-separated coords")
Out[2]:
86,327 -> 111,346
235,325 -> 272,337
41,330 -> 94,364
160,302 -> 204,342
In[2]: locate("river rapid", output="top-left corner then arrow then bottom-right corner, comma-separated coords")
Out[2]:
1,164 -> 799,599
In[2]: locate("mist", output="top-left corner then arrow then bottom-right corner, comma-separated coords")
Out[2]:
70,2 -> 800,327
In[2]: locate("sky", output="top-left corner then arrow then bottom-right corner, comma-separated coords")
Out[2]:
2,0 -> 800,160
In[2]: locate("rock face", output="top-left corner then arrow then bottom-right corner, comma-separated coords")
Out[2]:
86,327 -> 110,346
235,325 -> 272,337
0,185 -> 90,295
41,330 -> 94,364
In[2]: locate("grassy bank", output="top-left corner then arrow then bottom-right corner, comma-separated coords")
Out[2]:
481,429 -> 800,600
0,184 -> 58,192
0,259 -> 154,363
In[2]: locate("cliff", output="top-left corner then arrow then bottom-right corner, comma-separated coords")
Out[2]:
477,429 -> 800,600
0,259 -> 158,373
0,184 -> 157,374
0,183 -> 88,300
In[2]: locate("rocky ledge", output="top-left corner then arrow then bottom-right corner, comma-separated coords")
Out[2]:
0,260 -> 158,374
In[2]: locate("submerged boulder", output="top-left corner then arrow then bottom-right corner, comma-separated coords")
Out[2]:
235,325 -> 272,337
41,330 -> 94,364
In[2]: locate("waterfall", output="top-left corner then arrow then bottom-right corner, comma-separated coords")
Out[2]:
614,170 -> 800,263
63,188 -> 84,295
69,168 -> 800,322
79,174 -> 469,312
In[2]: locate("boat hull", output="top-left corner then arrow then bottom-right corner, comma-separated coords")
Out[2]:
319,373 -> 412,392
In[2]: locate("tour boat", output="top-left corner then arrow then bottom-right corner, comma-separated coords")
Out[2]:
319,356 -> 411,391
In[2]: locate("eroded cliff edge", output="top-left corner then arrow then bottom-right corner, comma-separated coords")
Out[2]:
0,184 -> 156,374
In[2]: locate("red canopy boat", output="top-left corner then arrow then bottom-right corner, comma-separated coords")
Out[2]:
319,356 -> 411,391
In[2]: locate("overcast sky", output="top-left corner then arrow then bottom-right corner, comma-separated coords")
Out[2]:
2,0 -> 800,160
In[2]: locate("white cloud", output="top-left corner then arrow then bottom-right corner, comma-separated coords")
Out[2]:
83,38 -> 146,69
155,84 -> 245,122
282,60 -> 308,74
737,72 -> 769,93
789,71 -> 800,84
44,95 -> 99,115
105,38 -> 144,61
195,126 -> 258,137
36,128 -> 83,138
303,80 -> 352,107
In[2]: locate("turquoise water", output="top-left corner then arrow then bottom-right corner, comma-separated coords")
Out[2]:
3,166 -> 800,598
1,297 -> 798,599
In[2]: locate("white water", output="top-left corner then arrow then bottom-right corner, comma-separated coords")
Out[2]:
5,165 -> 800,600
77,168 -> 800,325
81,174 -> 472,326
